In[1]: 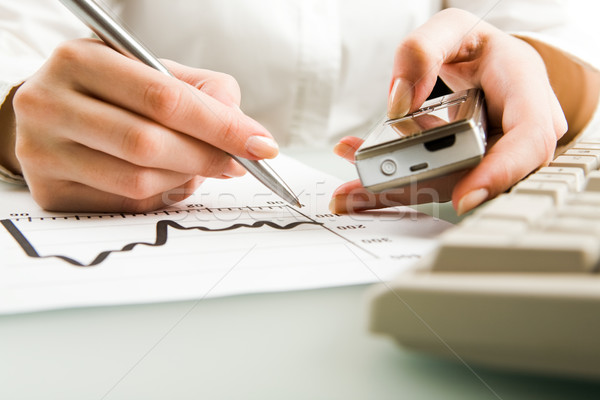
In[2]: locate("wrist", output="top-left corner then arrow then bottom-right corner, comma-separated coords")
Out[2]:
0,85 -> 23,177
514,35 -> 600,154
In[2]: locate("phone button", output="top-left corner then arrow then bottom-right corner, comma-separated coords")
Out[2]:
410,162 -> 429,172
381,159 -> 397,176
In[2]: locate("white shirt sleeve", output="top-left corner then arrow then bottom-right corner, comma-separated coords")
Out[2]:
0,0 -> 90,105
0,0 -> 597,185
447,0 -> 600,143
446,0 -> 599,68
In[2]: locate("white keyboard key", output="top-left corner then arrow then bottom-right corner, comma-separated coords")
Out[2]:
564,148 -> 600,163
572,142 -> 600,150
543,216 -> 600,238
432,230 -> 600,273
568,191 -> 600,206
537,166 -> 585,190
556,204 -> 600,219
550,155 -> 598,174
369,136 -> 600,379
461,216 -> 529,234
526,171 -> 582,192
512,180 -> 570,204
476,194 -> 554,224
585,170 -> 600,192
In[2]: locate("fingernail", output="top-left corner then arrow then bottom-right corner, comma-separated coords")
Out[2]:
333,142 -> 355,161
456,188 -> 489,216
388,78 -> 413,119
329,196 -> 344,213
245,136 -> 279,159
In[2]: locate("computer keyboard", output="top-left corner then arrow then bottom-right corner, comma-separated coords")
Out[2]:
368,140 -> 600,380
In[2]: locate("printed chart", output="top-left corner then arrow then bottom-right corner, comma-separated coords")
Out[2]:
0,156 -> 451,314
2,204 -> 360,267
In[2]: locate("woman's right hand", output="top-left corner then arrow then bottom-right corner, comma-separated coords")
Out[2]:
11,38 -> 278,212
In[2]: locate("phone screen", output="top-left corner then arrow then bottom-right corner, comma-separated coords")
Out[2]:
361,95 -> 467,150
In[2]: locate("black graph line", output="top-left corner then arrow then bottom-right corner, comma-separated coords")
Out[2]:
1,218 -> 322,267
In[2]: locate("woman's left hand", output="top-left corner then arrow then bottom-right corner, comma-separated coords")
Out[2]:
330,8 -> 567,215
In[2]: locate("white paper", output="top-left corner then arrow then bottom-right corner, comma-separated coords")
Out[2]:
0,155 -> 452,314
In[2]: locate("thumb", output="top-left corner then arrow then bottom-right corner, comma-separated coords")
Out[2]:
387,36 -> 441,119
387,9 -> 494,119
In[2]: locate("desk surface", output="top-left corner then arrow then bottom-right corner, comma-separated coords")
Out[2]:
1,148 -> 599,400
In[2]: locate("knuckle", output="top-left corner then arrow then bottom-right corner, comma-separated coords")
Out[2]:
199,151 -> 229,177
51,41 -> 83,65
500,156 -> 518,185
540,128 -> 558,164
14,137 -> 34,164
31,191 -> 55,211
215,72 -> 241,92
399,34 -> 434,57
12,85 -> 31,112
197,72 -> 241,107
216,112 -> 243,149
525,122 -> 558,166
439,7 -> 471,20
30,182 -> 65,211
397,34 -> 442,71
119,168 -> 157,200
12,84 -> 43,118
202,72 -> 240,92
15,135 -> 50,168
48,40 -> 93,73
143,81 -> 182,122
225,74 -> 241,90
454,34 -> 486,63
554,115 -> 568,140
121,124 -> 163,165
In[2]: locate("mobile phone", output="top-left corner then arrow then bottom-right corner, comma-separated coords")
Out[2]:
354,88 -> 487,192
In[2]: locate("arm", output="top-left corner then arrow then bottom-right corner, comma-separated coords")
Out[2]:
332,2 -> 600,215
515,36 -> 600,153
0,1 -> 279,212
448,0 -> 600,150
0,85 -> 22,182
0,0 -> 90,179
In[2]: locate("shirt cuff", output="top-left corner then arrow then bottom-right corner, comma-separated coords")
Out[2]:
0,164 -> 25,185
512,32 -> 600,155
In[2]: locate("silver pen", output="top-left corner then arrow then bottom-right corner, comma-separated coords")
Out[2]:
59,0 -> 301,208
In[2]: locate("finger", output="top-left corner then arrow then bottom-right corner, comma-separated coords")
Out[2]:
452,119 -> 558,215
56,91 -> 246,178
28,176 -> 205,213
451,43 -> 566,214
333,136 -> 364,163
388,8 -> 492,118
329,172 -> 464,214
29,142 -> 196,201
56,40 -> 277,160
163,60 -> 241,108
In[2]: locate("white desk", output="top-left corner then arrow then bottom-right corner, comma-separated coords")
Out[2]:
1,148 -> 599,399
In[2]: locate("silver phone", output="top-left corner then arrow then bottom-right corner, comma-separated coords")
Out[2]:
354,88 -> 487,192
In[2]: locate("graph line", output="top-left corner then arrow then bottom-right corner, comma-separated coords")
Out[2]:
1,218 -> 321,267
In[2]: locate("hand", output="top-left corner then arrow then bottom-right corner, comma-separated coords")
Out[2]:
330,8 -> 567,215
11,39 -> 278,212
